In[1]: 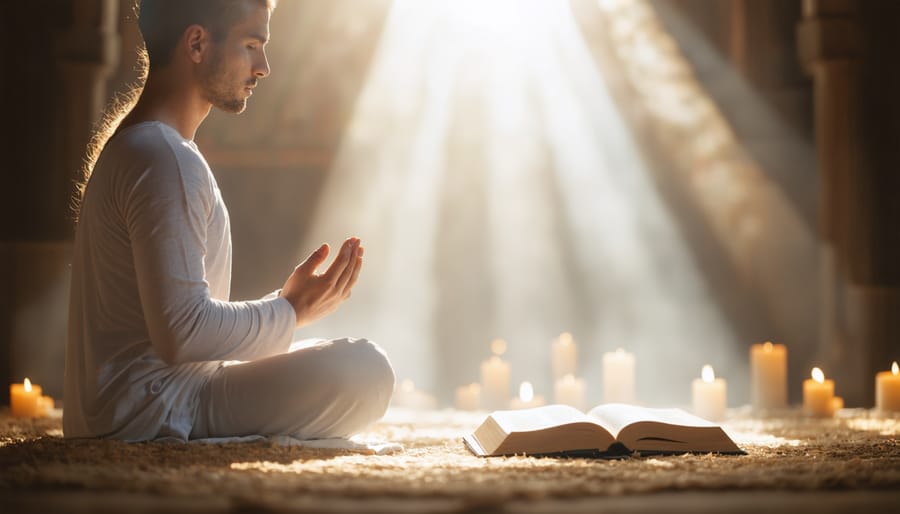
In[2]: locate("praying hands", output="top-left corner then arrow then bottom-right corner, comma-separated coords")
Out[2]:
280,237 -> 365,328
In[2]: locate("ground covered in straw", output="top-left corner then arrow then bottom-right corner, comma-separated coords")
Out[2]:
1,407 -> 899,512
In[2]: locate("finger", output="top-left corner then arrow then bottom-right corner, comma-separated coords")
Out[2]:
295,243 -> 329,275
334,243 -> 360,291
324,237 -> 356,281
342,252 -> 364,295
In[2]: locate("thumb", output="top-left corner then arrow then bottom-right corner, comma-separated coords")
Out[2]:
296,243 -> 330,274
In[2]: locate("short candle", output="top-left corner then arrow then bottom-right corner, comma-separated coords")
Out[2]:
455,383 -> 481,411
551,332 -> 577,381
10,378 -> 43,418
803,367 -> 835,417
602,348 -> 635,404
875,361 -> 900,413
510,381 -> 546,409
480,339 -> 511,410
750,341 -> 787,411
554,374 -> 586,411
692,365 -> 727,421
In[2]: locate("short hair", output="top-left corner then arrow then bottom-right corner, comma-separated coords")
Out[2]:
138,0 -> 275,69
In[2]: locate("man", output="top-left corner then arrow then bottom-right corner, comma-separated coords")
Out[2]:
64,0 -> 394,441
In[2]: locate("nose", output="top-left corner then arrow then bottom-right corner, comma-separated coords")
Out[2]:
254,50 -> 270,79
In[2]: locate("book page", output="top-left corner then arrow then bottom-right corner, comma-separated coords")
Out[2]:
587,403 -> 715,437
491,404 -> 596,433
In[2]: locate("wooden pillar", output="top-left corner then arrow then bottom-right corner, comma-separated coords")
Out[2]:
57,0 -> 121,183
798,0 -> 900,405
2,0 -> 121,404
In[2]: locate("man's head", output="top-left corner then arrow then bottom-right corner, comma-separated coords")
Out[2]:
138,0 -> 275,113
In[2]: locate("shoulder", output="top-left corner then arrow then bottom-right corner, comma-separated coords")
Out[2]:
102,122 -> 214,194
106,122 -> 207,174
96,122 -> 217,217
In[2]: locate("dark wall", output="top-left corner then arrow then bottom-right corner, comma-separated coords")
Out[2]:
1,1 -> 75,241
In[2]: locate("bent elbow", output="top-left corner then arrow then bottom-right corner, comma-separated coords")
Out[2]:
154,340 -> 181,366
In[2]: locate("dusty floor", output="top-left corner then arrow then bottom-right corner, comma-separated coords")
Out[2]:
1,407 -> 899,513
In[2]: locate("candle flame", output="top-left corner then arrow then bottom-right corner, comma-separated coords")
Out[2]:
24,378 -> 32,392
892,361 -> 898,375
615,348 -> 624,355
491,338 -> 507,356
811,367 -> 825,383
400,378 -> 415,393
763,341 -> 773,352
519,381 -> 534,402
558,332 -> 573,345
562,373 -> 575,384
469,383 -> 481,393
701,365 -> 715,383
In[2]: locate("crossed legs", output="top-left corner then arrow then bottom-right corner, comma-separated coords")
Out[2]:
190,337 -> 395,439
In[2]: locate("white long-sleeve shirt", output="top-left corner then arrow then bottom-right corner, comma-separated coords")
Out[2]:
64,121 -> 296,441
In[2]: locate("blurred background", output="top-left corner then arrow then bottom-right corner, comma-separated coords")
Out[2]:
1,0 -> 898,409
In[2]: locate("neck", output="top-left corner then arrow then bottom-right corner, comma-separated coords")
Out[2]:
120,66 -> 211,140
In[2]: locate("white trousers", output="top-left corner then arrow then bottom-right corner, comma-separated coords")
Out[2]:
189,337 -> 395,440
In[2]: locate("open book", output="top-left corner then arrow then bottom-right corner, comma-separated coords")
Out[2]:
463,403 -> 743,457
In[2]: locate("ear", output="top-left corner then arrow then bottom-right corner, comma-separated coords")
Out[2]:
183,24 -> 210,64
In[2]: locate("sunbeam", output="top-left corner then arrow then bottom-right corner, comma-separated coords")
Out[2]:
293,0 -> 745,406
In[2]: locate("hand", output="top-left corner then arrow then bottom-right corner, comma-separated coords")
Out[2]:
280,237 -> 364,327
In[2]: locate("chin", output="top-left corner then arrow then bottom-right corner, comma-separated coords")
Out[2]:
217,99 -> 248,114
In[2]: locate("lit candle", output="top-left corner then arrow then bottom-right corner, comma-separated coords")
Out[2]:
554,374 -> 586,411
455,383 -> 481,411
831,396 -> 844,415
803,367 -> 835,417
750,341 -> 787,411
876,361 -> 900,413
551,332 -> 577,381
602,348 -> 635,404
510,381 -> 546,409
10,378 -> 42,418
480,339 -> 511,410
692,365 -> 727,421
391,379 -> 436,410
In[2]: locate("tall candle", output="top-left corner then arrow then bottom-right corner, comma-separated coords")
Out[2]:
510,381 -> 546,409
455,383 -> 481,411
803,367 -> 835,417
554,374 -> 586,411
876,361 -> 900,413
551,332 -> 577,381
480,339 -> 511,410
602,348 -> 635,404
750,341 -> 787,410
10,378 -> 42,418
692,365 -> 727,421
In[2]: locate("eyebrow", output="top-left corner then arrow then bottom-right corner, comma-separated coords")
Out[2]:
248,33 -> 269,44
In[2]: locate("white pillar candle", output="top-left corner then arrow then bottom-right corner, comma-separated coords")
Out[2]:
876,361 -> 900,413
455,383 -> 481,411
510,381 -> 546,409
750,341 -> 787,410
480,339 -> 511,410
692,365 -> 727,421
803,367 -> 835,417
554,374 -> 586,411
602,348 -> 635,404
551,332 -> 577,381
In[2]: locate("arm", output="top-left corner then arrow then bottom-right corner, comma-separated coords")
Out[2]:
125,149 -> 295,365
